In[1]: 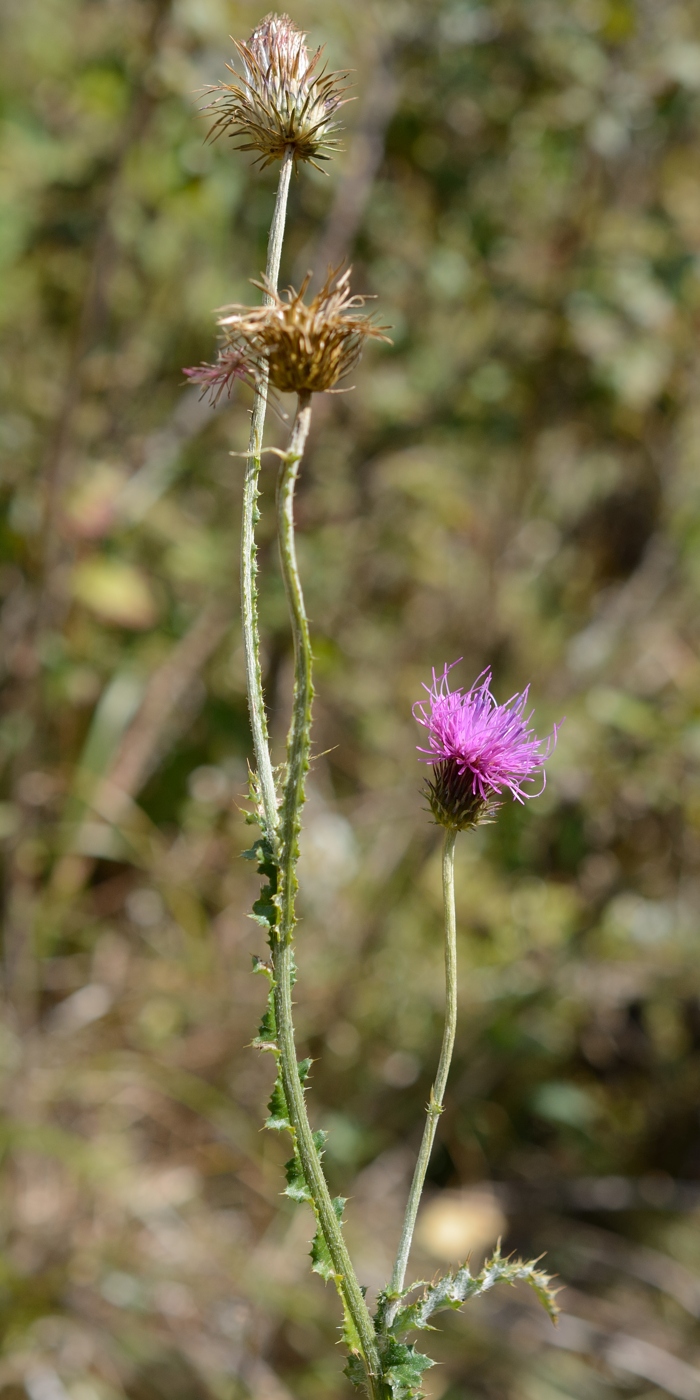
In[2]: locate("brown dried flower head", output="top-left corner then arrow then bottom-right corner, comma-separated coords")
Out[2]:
218,267 -> 391,395
205,12 -> 350,170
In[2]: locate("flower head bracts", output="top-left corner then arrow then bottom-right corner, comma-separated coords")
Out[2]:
182,347 -> 254,405
205,13 -> 350,170
217,266 -> 391,395
414,663 -> 560,830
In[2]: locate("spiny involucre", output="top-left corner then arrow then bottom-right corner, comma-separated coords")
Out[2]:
414,663 -> 561,830
216,266 -> 391,395
182,347 -> 254,404
205,12 -> 350,170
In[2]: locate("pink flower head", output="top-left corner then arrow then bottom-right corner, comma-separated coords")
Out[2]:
414,662 -> 560,830
182,348 -> 253,405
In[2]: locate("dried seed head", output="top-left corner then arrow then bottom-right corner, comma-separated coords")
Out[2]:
205,12 -> 350,170
218,267 -> 391,395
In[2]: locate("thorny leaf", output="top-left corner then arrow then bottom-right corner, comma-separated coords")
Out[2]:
284,1149 -> 311,1202
310,1195 -> 345,1280
378,1340 -> 434,1400
253,984 -> 277,1050
389,1247 -> 560,1338
284,1129 -> 327,1203
342,1303 -> 365,1391
265,1058 -> 313,1132
265,1072 -> 290,1132
246,835 -> 278,940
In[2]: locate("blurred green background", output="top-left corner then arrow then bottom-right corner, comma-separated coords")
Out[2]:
3,0 -> 700,1396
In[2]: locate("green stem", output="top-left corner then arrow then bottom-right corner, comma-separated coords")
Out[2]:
389,828 -> 458,1303
273,944 -> 383,1393
273,395 -> 383,1395
276,392 -> 313,935
241,145 -> 294,846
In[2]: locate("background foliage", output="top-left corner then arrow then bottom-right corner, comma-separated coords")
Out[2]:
2,0 -> 700,1396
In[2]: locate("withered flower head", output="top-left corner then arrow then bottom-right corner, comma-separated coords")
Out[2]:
205,12 -> 350,169
217,267 -> 391,395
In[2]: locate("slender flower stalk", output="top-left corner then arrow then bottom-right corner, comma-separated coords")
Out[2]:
390,828 -> 458,1300
387,666 -> 560,1312
241,144 -> 294,844
272,393 -> 383,1394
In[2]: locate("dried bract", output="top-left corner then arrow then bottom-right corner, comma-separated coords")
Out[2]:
205,12 -> 349,169
414,664 -> 560,831
182,348 -> 254,405
218,267 -> 391,395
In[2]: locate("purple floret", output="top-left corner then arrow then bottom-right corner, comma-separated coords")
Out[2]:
414,662 -> 560,829
182,348 -> 253,405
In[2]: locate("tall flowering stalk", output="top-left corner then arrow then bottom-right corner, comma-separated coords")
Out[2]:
187,15 -> 560,1398
388,667 -> 561,1309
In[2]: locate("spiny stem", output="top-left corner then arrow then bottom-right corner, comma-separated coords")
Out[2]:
390,828 -> 458,1302
241,145 -> 294,847
273,944 -> 383,1394
273,394 -> 383,1395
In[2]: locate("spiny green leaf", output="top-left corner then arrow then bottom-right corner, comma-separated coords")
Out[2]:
242,840 -> 266,862
342,1297 -> 362,1351
251,886 -> 276,929
254,985 -> 277,1050
310,1196 -> 345,1280
284,1149 -> 311,1202
246,836 -> 278,942
257,846 -> 278,883
264,1060 -> 318,1131
379,1340 -> 434,1400
390,1247 -> 560,1337
374,1285 -> 412,1334
284,1130 -> 327,1197
266,1071 -> 290,1132
343,1351 -> 366,1392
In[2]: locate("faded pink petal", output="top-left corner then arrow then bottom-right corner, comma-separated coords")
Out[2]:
182,348 -> 253,404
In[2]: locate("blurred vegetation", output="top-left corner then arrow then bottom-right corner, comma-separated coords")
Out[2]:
3,0 -> 700,1397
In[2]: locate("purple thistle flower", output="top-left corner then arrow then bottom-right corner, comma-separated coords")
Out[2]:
414,662 -> 561,830
182,348 -> 253,405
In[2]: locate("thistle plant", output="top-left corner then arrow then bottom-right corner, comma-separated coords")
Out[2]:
188,15 -> 561,1397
